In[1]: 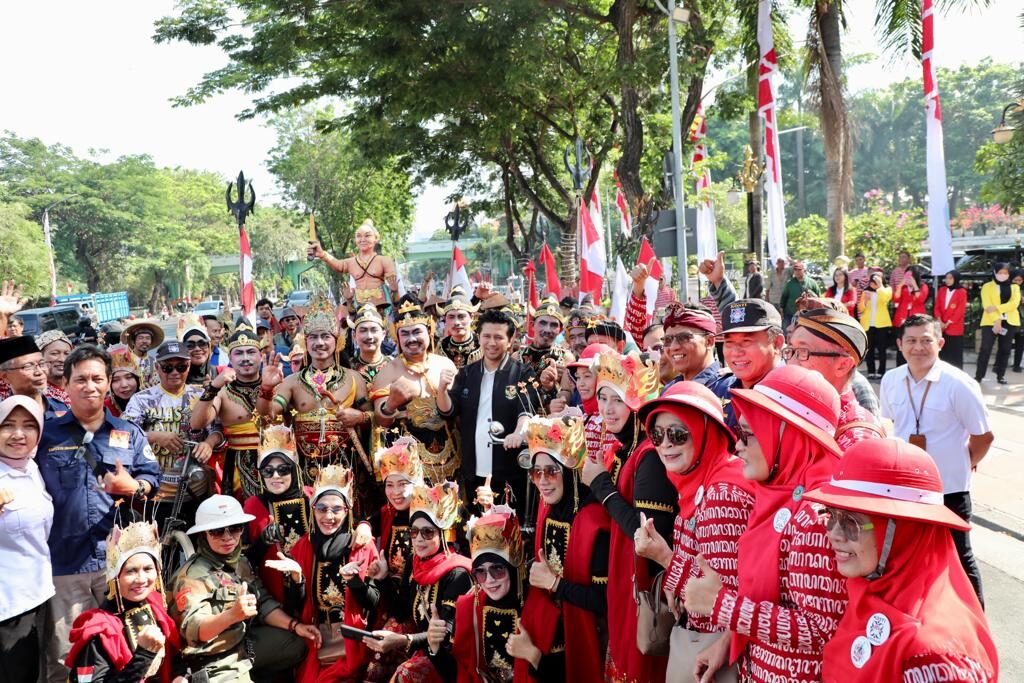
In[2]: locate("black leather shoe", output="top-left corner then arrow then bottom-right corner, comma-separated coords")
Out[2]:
997,376 -> 1008,385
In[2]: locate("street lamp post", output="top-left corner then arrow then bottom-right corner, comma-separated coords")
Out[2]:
41,194 -> 80,306
736,146 -> 764,264
992,100 -> 1023,144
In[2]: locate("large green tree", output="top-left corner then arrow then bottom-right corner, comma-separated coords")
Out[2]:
0,203 -> 50,297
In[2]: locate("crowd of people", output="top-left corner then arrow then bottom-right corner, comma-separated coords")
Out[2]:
0,232 -> 1003,683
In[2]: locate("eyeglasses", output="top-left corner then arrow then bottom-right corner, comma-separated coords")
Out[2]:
260,465 -> 292,478
528,465 -> 562,482
5,360 -> 48,373
159,362 -> 189,373
184,340 -> 209,349
823,507 -> 875,542
648,425 -> 691,447
648,343 -> 665,353
208,524 -> 246,538
409,526 -> 438,541
664,332 -> 703,346
733,424 -> 757,446
781,347 -> 845,362
313,503 -> 348,515
472,564 -> 509,584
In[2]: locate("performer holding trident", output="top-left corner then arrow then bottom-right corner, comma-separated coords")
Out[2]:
306,218 -> 400,308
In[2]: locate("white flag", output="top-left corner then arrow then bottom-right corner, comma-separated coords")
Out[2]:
610,257 -> 630,326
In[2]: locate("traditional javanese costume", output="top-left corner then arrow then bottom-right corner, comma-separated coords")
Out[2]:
66,521 -> 181,683
212,325 -> 264,498
106,344 -> 143,419
438,289 -> 482,370
516,415 -> 609,682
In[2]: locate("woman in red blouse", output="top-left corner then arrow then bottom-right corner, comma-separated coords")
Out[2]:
683,365 -> 847,683
826,268 -> 857,318
934,270 -> 967,369
892,266 -> 930,328
805,438 -> 998,682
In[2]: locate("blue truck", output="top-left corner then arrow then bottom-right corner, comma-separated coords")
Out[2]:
55,292 -> 130,324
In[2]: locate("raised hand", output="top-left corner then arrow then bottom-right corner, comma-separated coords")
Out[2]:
212,368 -> 236,389
683,555 -> 723,617
426,604 -> 448,653
0,281 -> 27,317
0,487 -> 15,514
135,624 -> 166,653
261,352 -> 285,389
633,512 -> 672,567
437,368 -> 456,394
306,240 -> 325,260
102,459 -> 139,496
264,551 -> 302,582
505,626 -> 541,666
229,582 -> 259,623
528,557 -> 557,591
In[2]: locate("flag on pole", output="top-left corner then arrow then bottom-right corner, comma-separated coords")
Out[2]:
239,226 -> 256,324
539,243 -> 562,299
448,245 -> 472,296
637,237 -> 663,317
610,257 -> 630,325
578,196 -> 606,305
757,0 -> 788,263
614,173 -> 631,237
922,0 -> 955,275
689,104 -> 719,264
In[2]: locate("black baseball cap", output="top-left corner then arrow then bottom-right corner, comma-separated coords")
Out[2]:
721,299 -> 782,334
155,341 -> 190,361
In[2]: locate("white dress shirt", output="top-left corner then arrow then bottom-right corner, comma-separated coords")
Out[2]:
0,459 -> 55,620
474,367 -> 497,477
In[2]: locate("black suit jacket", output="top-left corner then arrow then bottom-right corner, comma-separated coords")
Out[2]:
439,354 -> 539,485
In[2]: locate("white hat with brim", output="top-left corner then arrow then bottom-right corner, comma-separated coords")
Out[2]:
186,494 -> 256,534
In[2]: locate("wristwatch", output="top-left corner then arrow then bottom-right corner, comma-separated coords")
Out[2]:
135,480 -> 147,498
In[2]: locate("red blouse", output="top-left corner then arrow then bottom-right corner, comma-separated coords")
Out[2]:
933,286 -> 967,336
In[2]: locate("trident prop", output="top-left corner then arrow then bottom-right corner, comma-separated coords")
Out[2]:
226,171 -> 257,320
563,136 -> 592,194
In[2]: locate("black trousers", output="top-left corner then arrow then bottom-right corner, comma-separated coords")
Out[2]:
940,334 -> 964,369
1013,329 -> 1024,370
944,491 -> 984,608
0,602 -> 45,683
975,325 -> 1016,380
865,327 -> 889,375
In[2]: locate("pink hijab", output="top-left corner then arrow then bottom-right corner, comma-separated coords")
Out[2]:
0,395 -> 45,469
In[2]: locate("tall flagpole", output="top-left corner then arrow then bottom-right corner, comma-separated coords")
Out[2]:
922,0 -> 954,275
758,0 -> 788,264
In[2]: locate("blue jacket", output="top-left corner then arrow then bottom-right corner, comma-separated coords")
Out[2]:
36,410 -> 161,576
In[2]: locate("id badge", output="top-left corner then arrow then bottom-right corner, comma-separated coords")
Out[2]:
909,433 -> 927,450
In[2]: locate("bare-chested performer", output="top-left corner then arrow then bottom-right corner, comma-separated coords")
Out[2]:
255,298 -> 374,502
370,299 -> 460,484
190,324 -> 264,497
306,218 -> 399,307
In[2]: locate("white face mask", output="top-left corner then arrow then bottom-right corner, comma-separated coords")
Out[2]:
995,273 -> 1010,283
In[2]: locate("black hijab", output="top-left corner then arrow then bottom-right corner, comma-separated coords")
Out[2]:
945,270 -> 963,290
312,491 -> 353,562
258,454 -> 303,506
993,263 -> 1013,304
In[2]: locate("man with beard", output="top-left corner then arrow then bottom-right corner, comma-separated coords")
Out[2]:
515,296 -> 574,407
0,336 -> 69,416
345,304 -> 393,385
257,298 -> 372,503
120,320 -> 164,387
659,304 -> 721,391
438,286 -> 482,370
191,325 -> 266,498
370,299 -> 460,484
36,330 -> 73,403
307,218 -> 400,307
123,341 -> 220,524
437,308 -> 540,519
180,324 -> 217,386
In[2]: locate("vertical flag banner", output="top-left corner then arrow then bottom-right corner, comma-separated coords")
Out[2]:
578,193 -> 606,305
449,245 -> 472,296
611,257 -> 630,325
539,242 -> 562,299
614,172 -> 632,237
757,0 -> 788,263
689,104 -> 719,264
922,0 -> 955,275
637,237 -> 664,317
239,226 -> 256,323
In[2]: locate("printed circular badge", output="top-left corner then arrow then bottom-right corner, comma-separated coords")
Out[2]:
866,612 -> 891,646
792,485 -> 805,501
694,485 -> 705,506
772,507 -> 792,533
851,636 -> 872,668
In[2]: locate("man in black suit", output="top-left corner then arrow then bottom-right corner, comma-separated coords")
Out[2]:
436,308 -> 539,520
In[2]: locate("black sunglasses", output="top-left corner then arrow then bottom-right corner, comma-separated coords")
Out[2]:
733,424 -> 757,446
184,340 -> 210,349
648,425 -> 691,447
208,524 -> 246,537
159,362 -> 189,373
409,526 -> 438,541
260,465 -> 292,478
472,564 -> 509,583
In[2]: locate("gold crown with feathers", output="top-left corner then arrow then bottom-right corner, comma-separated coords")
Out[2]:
394,299 -> 434,331
226,323 -> 261,352
303,295 -> 339,337
593,350 -> 661,410
468,505 -> 523,565
106,520 -> 161,582
410,482 -> 461,530
526,415 -> 587,470
313,463 -> 354,504
258,424 -> 297,467
347,303 -> 387,330
374,437 -> 424,482
108,344 -> 142,379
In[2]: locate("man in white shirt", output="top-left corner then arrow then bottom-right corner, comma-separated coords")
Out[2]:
879,313 -> 993,605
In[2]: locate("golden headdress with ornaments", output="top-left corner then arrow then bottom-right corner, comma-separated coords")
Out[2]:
303,295 -> 340,337
374,436 -> 424,483
289,333 -> 306,361
258,424 -> 298,468
106,520 -> 161,583
440,285 -> 479,316
107,344 -> 142,380
530,294 -> 566,326
347,303 -> 386,330
226,323 -> 261,352
526,414 -> 587,470
393,298 -> 434,331
467,505 -> 523,565
410,481 -> 461,530
313,462 -> 354,505
594,350 -> 661,410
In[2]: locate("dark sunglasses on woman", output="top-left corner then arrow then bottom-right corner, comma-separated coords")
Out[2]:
472,564 -> 509,583
260,465 -> 292,478
648,425 -> 691,447
409,526 -> 438,541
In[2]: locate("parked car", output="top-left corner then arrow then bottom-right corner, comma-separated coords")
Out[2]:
194,299 -> 226,318
285,290 -> 312,308
16,305 -> 85,339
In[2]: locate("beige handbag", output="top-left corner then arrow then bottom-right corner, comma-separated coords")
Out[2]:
634,560 -> 675,656
667,626 -> 738,683
317,620 -> 347,664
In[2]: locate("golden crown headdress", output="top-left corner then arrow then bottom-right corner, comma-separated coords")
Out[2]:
467,505 -> 523,566
226,323 -> 261,352
440,286 -> 479,316
394,299 -> 434,331
594,350 -> 661,410
526,415 -> 587,470
289,333 -> 306,360
303,295 -> 339,337
410,481 -> 461,530
531,294 -> 566,325
348,303 -> 386,330
313,462 -> 354,504
108,344 -> 142,379
106,520 -> 161,582
374,437 -> 424,483
258,424 -> 297,467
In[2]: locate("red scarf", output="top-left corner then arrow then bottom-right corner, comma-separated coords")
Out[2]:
822,520 -> 997,682
66,591 -> 180,683
412,549 -> 473,586
515,502 -> 608,682
729,395 -> 840,662
380,504 -> 397,558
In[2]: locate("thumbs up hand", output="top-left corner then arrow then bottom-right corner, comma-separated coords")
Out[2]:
683,554 -> 723,617
102,458 -> 141,496
426,603 -> 448,653
229,581 -> 259,622
634,512 -> 673,568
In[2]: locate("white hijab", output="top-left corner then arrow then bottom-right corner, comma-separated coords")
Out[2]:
0,395 -> 45,469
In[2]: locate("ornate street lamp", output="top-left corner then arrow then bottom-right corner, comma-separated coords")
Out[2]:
992,100 -> 1023,144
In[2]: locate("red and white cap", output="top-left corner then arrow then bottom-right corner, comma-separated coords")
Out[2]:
804,438 -> 970,531
638,381 -> 735,449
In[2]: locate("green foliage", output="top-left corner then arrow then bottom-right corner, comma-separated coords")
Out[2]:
0,203 -> 50,296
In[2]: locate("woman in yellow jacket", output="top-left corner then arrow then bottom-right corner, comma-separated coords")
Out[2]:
857,271 -> 893,379
975,262 -> 1021,384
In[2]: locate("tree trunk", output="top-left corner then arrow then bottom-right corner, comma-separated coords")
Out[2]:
815,0 -> 849,261
561,205 -> 579,291
611,0 -> 644,214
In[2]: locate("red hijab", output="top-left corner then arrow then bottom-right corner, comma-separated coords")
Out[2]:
822,518 -> 997,681
730,394 -> 840,658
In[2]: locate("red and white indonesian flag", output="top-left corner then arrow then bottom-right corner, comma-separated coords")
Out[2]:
539,242 -> 561,299
689,104 -> 719,264
239,226 -> 256,324
637,237 -> 664,317
578,184 -> 606,305
610,257 -> 630,325
758,0 -> 788,263
614,172 -> 631,237
448,244 -> 472,297
922,0 -> 955,274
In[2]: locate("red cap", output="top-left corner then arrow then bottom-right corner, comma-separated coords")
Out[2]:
638,381 -> 735,449
803,438 -> 970,531
568,342 -> 616,368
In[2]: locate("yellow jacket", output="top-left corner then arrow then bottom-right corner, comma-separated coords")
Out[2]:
857,286 -> 893,329
980,280 -> 1021,327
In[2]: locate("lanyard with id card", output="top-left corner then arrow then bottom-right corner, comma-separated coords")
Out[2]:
904,376 -> 932,450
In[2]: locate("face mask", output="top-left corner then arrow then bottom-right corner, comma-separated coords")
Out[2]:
996,274 -> 1009,283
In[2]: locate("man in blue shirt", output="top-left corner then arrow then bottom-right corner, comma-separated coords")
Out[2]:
710,299 -> 785,427
36,345 -> 160,683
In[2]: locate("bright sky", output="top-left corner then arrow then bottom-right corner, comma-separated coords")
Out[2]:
1,0 -> 1021,241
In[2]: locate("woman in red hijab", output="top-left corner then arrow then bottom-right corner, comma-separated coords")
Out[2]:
804,438 -> 998,681
633,381 -> 755,683
684,365 -> 847,683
